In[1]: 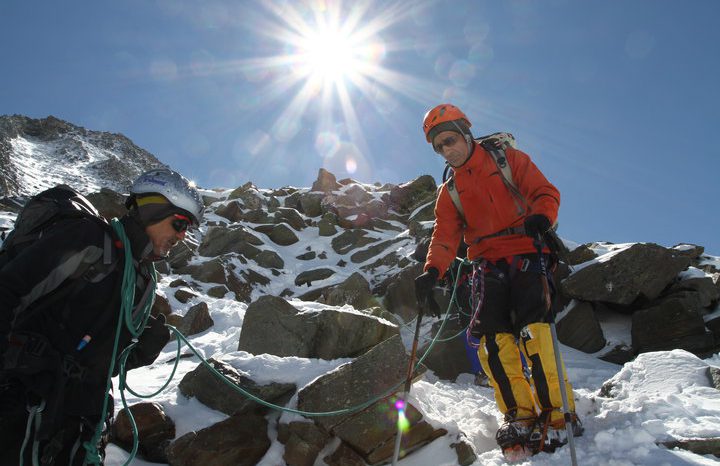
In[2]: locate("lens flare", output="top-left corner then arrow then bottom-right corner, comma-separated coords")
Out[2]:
395,398 -> 411,433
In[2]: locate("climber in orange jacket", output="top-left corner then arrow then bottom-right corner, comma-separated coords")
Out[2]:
414,103 -> 582,458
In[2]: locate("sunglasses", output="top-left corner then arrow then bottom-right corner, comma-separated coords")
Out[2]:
171,214 -> 192,233
434,135 -> 460,153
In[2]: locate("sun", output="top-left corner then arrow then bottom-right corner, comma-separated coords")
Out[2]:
298,25 -> 360,84
228,1 -> 432,179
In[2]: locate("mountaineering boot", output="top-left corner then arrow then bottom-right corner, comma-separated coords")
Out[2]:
526,411 -> 584,454
474,371 -> 490,387
495,411 -> 535,462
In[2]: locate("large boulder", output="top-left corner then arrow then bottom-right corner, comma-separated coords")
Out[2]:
214,200 -> 243,222
112,402 -> 175,463
631,297 -> 715,354
297,335 -> 445,463
318,272 -> 380,310
556,301 -> 607,353
419,318 -> 475,381
386,175 -> 437,214
561,243 -> 691,306
166,413 -> 270,466
237,295 -> 398,359
331,229 -> 379,255
277,421 -> 331,466
311,168 -> 341,192
175,302 -> 214,336
382,263 -> 424,322
178,358 -> 295,416
197,226 -> 263,257
254,223 -> 300,246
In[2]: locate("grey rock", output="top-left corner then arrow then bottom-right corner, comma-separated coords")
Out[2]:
323,442 -> 366,466
296,334 -> 411,430
207,285 -> 229,298
86,188 -> 127,220
237,295 -> 397,360
561,243 -> 691,306
277,421 -> 330,466
166,413 -> 270,466
387,175 -> 437,214
198,225 -> 263,257
311,168 -> 341,192
295,268 -> 335,286
318,215 -> 339,236
420,319 -> 475,381
274,207 -> 306,231
382,263 -> 424,322
254,223 -> 299,246
667,277 -> 720,308
174,289 -> 198,304
112,402 -> 175,463
298,192 -> 324,217
319,272 -> 380,310
255,249 -> 284,269
556,301 -> 607,353
176,302 -> 214,336
707,366 -> 720,390
331,229 -> 378,255
178,358 -> 295,416
660,438 -> 720,458
227,182 -> 263,210
631,298 -> 714,354
350,238 -> 404,264
177,257 -> 226,284
214,200 -> 244,222
296,251 -> 317,261
566,244 -> 598,265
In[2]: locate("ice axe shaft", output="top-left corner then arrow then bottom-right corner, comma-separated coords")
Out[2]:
535,235 -> 578,466
392,305 -> 424,466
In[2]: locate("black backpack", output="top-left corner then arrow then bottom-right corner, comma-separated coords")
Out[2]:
0,184 -> 117,282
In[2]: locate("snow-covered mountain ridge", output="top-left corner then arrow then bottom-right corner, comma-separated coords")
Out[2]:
0,114 -> 164,197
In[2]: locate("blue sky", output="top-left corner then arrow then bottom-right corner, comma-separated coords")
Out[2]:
2,0 -> 719,253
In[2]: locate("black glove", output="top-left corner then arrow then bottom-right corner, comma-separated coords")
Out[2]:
125,314 -> 170,370
524,214 -> 551,240
414,268 -> 441,317
144,313 -> 170,348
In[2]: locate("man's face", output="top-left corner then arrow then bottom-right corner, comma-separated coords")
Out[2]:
145,215 -> 188,257
433,130 -> 470,167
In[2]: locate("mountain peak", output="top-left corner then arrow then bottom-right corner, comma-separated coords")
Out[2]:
0,114 -> 165,197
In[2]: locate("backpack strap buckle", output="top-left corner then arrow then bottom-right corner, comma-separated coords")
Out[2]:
61,356 -> 86,380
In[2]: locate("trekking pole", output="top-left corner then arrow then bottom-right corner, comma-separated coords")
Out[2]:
391,305 -> 425,466
534,235 -> 578,466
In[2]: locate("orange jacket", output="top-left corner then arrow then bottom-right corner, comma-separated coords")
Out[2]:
425,143 -> 560,276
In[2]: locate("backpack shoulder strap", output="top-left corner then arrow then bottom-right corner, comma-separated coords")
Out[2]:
444,174 -> 466,226
476,133 -> 529,216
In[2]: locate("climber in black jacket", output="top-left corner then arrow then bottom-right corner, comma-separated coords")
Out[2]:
0,168 -> 205,465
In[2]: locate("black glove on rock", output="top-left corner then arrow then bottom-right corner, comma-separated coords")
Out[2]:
523,214 -> 551,240
414,268 -> 441,317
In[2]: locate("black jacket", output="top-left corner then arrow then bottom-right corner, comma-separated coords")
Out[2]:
0,215 -> 167,417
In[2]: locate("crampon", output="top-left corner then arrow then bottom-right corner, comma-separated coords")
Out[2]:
497,411 -> 584,462
496,416 -> 535,463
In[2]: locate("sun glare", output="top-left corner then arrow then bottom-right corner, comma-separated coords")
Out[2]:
300,26 -> 359,83
231,1 -> 432,180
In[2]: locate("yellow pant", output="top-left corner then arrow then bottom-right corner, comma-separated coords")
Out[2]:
478,323 -> 575,422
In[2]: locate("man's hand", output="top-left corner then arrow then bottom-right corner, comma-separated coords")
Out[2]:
414,268 -> 441,317
523,214 -> 551,240
139,314 -> 170,357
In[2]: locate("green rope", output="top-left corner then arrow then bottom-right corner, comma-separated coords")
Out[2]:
81,219 -> 156,466
90,253 -> 471,464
